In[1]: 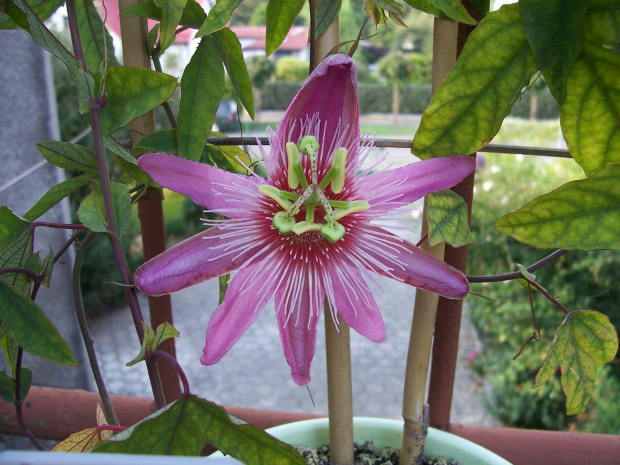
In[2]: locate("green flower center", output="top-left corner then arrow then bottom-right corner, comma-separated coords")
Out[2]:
259,136 -> 369,244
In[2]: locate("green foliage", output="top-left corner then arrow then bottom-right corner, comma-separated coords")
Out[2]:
496,164 -> 620,251
584,0 -> 620,45
196,0 -> 243,36
0,368 -> 32,403
177,36 -> 224,161
427,190 -> 472,247
246,55 -> 276,89
77,182 -> 133,237
265,0 -> 305,56
74,0 -> 118,72
122,0 -> 206,28
0,0 -> 64,29
412,3 -> 538,159
153,0 -> 187,49
127,322 -> 180,366
275,56 -> 309,82
314,0 -> 341,38
377,53 -> 411,88
535,310 -> 618,415
95,394 -> 306,464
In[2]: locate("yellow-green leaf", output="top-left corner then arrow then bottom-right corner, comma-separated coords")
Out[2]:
427,190 -> 472,247
495,164 -> 620,251
196,0 -> 242,37
559,41 -> 620,176
584,0 -> 620,45
154,0 -> 187,49
412,3 -> 538,159
534,310 -> 618,415
77,182 -> 132,237
428,0 -> 476,25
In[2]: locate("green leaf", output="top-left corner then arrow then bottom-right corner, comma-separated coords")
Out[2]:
134,129 -> 179,156
468,0 -> 489,18
36,141 -> 98,172
559,41 -> 620,175
364,1 -> 388,26
0,327 -> 20,376
315,0 -> 341,38
0,208 -> 34,296
428,0 -> 476,25
218,274 -> 229,305
100,67 -> 177,136
0,368 -> 32,403
153,322 -> 180,349
412,4 -> 538,159
78,69 -> 97,114
11,0 -> 80,79
265,0 -> 305,56
584,0 -> 620,45
75,0 -> 119,72
122,0 -> 206,28
521,0 -> 588,105
515,263 -> 539,290
39,248 -> 54,288
215,28 -> 254,119
372,0 -> 404,15
196,0 -> 242,37
0,0 -> 64,30
23,173 -> 93,222
0,280 -> 77,366
154,0 -> 187,49
204,133 -> 252,173
534,310 -> 619,415
103,137 -> 138,166
105,137 -> 160,187
177,37 -> 225,161
77,182 -> 133,237
427,190 -> 472,247
402,0 -> 448,19
95,394 -> 306,465
495,164 -> 620,251
126,322 -> 155,367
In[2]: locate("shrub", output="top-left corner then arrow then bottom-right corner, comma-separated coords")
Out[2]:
275,57 -> 309,82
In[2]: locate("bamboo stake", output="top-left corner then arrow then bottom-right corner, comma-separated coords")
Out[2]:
400,18 -> 459,465
118,0 -> 181,403
310,3 -> 353,464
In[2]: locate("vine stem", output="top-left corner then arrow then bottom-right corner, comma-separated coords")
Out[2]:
72,232 -> 120,426
65,0 -> 166,410
528,279 -> 570,315
14,348 -> 45,451
152,350 -> 190,394
467,249 -> 567,283
31,222 -> 86,230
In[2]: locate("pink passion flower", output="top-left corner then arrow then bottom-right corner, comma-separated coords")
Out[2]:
134,54 -> 475,385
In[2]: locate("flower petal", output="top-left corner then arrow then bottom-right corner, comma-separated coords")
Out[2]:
138,152 -> 262,218
273,54 -> 360,170
328,265 -> 386,343
275,267 -> 324,385
364,155 -> 476,214
201,262 -> 280,365
356,226 -> 469,299
135,225 -> 264,296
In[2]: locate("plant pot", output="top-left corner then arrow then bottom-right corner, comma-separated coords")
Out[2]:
0,450 -> 240,464
265,417 -> 513,465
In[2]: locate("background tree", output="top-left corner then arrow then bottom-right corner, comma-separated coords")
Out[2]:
246,55 -> 276,120
275,56 -> 309,82
377,52 -> 411,127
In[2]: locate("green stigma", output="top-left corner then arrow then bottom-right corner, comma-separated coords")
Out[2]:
260,136 -> 369,244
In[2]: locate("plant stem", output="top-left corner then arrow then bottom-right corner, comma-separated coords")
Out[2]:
152,350 -> 190,395
0,268 -> 39,280
151,52 -> 177,129
324,302 -> 353,465
31,222 -> 86,230
14,348 -> 45,451
468,249 -> 567,283
528,279 -> 570,315
72,232 -> 120,426
65,0 -> 166,409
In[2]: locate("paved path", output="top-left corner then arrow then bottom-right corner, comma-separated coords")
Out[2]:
89,233 -> 499,427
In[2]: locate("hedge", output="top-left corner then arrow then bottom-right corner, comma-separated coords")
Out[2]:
260,81 -> 559,119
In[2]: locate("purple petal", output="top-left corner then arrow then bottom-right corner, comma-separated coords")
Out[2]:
138,152 -> 262,218
278,54 -> 359,158
364,156 -> 475,213
328,265 -> 385,343
201,263 -> 279,365
357,226 -> 469,299
275,272 -> 323,385
135,225 -> 264,296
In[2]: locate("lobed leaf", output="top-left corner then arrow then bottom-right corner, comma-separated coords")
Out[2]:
427,190 -> 472,247
177,36 -> 224,161
23,173 -> 93,222
100,66 -> 177,136
559,41 -> 620,175
495,164 -> 620,251
521,0 -> 588,105
215,28 -> 255,119
95,394 -> 306,465
127,322 -> 155,367
584,0 -> 620,45
265,0 -> 305,56
402,0 -> 448,19
0,280 -> 77,366
0,0 -> 64,30
154,0 -> 188,49
127,321 -> 180,366
535,310 -> 619,415
315,0 -> 341,39
10,0 -> 80,79
196,0 -> 242,37
77,182 -> 132,237
412,3 -> 538,159
74,0 -> 118,72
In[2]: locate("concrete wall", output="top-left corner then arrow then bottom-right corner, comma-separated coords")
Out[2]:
0,31 -> 89,389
